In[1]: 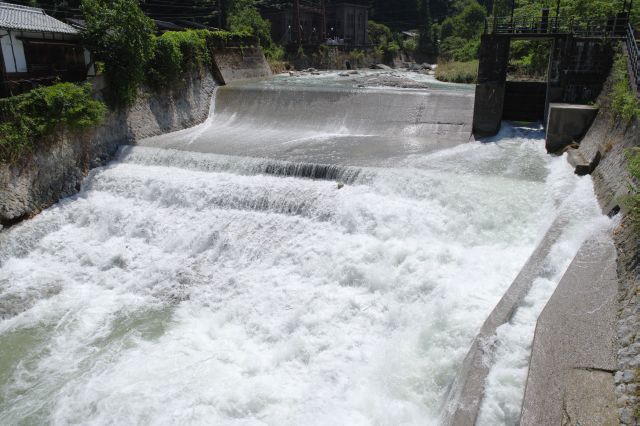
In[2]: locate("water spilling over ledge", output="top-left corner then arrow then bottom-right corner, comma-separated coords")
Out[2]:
0,74 -> 608,425
141,77 -> 475,166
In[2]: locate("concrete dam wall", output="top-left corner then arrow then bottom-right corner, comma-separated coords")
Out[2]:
141,81 -> 475,165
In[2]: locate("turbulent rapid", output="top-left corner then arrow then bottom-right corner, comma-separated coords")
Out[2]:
0,73 -> 607,425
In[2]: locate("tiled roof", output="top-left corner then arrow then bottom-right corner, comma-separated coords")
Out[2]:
0,2 -> 78,34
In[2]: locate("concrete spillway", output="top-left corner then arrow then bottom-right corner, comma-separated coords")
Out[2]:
141,79 -> 475,165
0,73 -> 609,425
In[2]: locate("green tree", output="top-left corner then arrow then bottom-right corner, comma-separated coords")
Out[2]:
225,0 -> 276,50
457,3 -> 487,39
368,20 -> 392,46
81,0 -> 156,107
228,7 -> 273,48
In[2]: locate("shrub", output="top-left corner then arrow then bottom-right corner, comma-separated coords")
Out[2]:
81,0 -> 156,107
403,38 -> 417,54
147,30 -> 211,88
147,36 -> 183,88
349,49 -> 366,67
0,83 -> 106,163
264,44 -> 285,61
435,60 -> 479,84
386,41 -> 401,55
439,37 -> 480,62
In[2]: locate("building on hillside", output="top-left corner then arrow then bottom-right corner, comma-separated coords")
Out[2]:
261,0 -> 370,48
0,2 -> 91,97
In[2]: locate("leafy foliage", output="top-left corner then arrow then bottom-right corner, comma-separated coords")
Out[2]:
439,37 -> 480,61
611,54 -> 640,123
508,40 -> 552,79
368,20 -> 392,47
147,30 -> 211,88
626,148 -> 640,226
0,83 -> 106,163
81,0 -> 156,107
228,6 -> 274,49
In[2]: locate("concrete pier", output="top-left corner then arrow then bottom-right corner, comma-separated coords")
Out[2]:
472,35 -> 510,137
546,103 -> 599,153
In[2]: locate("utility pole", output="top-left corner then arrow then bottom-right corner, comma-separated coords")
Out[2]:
294,0 -> 302,46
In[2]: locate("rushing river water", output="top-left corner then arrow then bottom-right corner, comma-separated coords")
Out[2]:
0,73 -> 607,425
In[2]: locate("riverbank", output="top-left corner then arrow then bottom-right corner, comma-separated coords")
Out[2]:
0,41 -> 274,229
569,71 -> 640,425
0,70 -> 216,228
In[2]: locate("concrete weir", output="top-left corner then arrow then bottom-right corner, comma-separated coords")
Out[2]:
441,218 -> 568,425
520,232 -> 619,425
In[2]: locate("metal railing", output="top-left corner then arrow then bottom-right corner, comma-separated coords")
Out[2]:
488,15 -> 628,39
626,23 -> 640,89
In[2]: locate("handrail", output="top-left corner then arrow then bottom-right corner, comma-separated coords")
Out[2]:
487,15 -> 628,39
626,23 -> 640,89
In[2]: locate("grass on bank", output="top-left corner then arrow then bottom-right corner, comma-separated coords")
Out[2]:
626,148 -> 640,227
608,54 -> 640,226
435,60 -> 478,84
0,83 -> 106,164
611,54 -> 640,123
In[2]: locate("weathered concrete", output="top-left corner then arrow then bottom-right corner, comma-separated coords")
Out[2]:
546,37 -> 614,112
545,103 -> 598,153
441,218 -> 567,426
472,35 -> 510,137
473,32 -> 613,137
0,70 -> 217,226
211,47 -> 271,84
567,65 -> 640,425
520,234 -> 619,426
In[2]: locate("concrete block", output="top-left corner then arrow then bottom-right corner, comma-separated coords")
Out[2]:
211,47 -> 272,85
546,103 -> 598,153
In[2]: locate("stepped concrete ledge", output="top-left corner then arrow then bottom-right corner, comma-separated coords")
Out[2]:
441,218 -> 567,426
520,232 -> 618,426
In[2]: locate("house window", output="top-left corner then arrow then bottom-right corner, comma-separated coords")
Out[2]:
22,41 -> 84,76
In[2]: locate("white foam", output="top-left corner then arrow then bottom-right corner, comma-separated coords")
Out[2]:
476,157 -> 610,426
0,127 -> 603,425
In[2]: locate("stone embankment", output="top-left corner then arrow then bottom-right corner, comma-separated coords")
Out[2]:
566,72 -> 640,425
0,46 -> 272,228
0,71 -> 217,227
523,69 -> 639,426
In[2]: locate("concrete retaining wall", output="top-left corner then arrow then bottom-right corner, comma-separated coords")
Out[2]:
0,70 -> 217,227
211,47 -> 272,84
530,64 -> 640,426
520,233 -> 619,426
